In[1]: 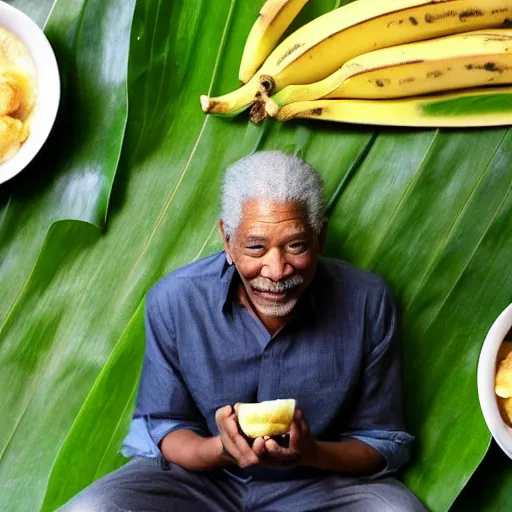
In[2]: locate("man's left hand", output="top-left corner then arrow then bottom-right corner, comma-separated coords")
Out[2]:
252,409 -> 316,467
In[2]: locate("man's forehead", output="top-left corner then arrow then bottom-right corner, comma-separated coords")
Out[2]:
243,223 -> 308,238
241,198 -> 307,220
228,199 -> 312,240
238,220 -> 310,244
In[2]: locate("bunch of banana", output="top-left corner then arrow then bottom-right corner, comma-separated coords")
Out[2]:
266,29 -> 512,113
200,0 -> 512,127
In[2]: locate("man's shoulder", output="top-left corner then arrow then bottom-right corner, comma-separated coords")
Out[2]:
319,257 -> 389,295
147,252 -> 225,302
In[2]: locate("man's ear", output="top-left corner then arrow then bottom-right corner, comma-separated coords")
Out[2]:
218,220 -> 234,265
318,218 -> 328,253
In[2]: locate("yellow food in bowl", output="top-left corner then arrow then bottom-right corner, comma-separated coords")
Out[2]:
0,26 -> 37,163
495,341 -> 512,427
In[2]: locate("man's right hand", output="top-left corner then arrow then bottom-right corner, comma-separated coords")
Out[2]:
215,405 -> 260,469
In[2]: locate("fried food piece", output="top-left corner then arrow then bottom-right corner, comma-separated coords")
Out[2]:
0,26 -> 37,122
0,27 -> 35,76
0,115 -> 29,163
0,71 -> 35,121
0,27 -> 38,164
0,80 -> 20,115
496,349 -> 512,398
497,397 -> 512,428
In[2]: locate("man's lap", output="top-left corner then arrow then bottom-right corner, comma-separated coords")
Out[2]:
58,457 -> 243,512
59,457 -> 426,512
248,473 -> 426,511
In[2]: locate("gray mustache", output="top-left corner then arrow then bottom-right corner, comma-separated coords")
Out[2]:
251,275 -> 304,293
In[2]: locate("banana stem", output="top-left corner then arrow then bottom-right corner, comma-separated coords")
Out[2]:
266,67 -> 346,117
200,76 -> 261,117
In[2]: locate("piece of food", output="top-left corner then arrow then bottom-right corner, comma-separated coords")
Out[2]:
497,397 -> 512,427
267,29 -> 512,113
496,349 -> 512,398
239,0 -> 309,84
201,0 -> 512,117
1,70 -> 36,122
495,342 -> 512,426
275,86 -> 512,127
0,80 -> 20,116
0,26 -> 38,164
235,399 -> 296,438
0,27 -> 37,120
503,398 -> 512,426
0,115 -> 29,163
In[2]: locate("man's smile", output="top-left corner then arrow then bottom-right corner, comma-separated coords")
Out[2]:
252,288 -> 289,302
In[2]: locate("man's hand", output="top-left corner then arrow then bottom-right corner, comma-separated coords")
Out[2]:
215,405 -> 260,469
252,409 -> 316,467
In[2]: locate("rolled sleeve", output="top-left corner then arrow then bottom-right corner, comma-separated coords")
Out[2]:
148,417 -> 207,447
121,417 -> 207,459
342,429 -> 414,476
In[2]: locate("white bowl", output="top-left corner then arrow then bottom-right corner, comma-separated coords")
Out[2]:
477,303 -> 512,459
0,1 -> 60,185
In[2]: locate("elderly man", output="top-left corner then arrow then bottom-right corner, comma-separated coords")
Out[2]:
62,151 -> 426,511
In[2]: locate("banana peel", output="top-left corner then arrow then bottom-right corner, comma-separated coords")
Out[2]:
276,86 -> 512,128
239,0 -> 310,84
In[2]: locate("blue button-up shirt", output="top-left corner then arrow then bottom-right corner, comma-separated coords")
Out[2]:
122,252 -> 413,479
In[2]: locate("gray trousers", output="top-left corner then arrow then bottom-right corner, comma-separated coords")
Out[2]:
59,457 -> 427,512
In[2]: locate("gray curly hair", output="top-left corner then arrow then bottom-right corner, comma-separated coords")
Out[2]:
221,150 -> 325,239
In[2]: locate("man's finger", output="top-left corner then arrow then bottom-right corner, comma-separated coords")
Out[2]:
223,415 -> 259,467
264,439 -> 300,467
252,437 -> 266,458
215,405 -> 232,424
264,438 -> 289,458
216,406 -> 250,464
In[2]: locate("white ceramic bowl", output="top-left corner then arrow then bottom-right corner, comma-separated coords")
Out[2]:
0,1 -> 60,185
477,303 -> 512,459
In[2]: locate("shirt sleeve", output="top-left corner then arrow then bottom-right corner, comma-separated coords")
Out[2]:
341,429 -> 414,477
134,287 -> 208,448
121,417 -> 205,458
342,283 -> 413,474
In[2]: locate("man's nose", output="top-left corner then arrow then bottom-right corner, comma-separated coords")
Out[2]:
261,248 -> 293,281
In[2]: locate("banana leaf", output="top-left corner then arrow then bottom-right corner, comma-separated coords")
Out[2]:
5,0 -> 54,27
2,0 -> 512,510
0,0 -> 133,325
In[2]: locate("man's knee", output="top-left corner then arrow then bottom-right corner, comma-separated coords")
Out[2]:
57,489 -> 118,512
363,479 -> 427,512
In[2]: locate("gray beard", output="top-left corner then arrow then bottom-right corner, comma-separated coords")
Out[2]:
255,295 -> 299,317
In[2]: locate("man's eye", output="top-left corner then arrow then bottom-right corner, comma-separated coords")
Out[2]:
289,242 -> 306,251
246,245 -> 264,251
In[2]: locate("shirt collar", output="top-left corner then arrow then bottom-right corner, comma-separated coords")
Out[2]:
219,252 -> 320,314
219,255 -> 237,312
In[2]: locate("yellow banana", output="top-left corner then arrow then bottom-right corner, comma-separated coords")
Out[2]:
201,0 -> 512,117
276,86 -> 512,127
268,29 -> 512,112
239,0 -> 309,84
